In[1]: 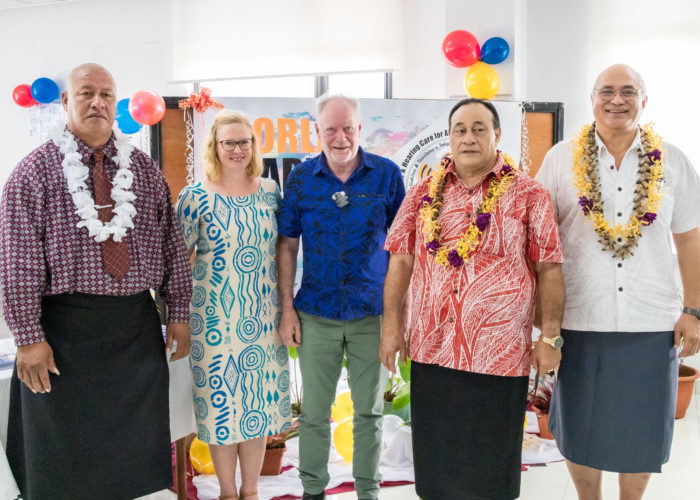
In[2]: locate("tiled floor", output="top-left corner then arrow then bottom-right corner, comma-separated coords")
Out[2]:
143,393 -> 700,500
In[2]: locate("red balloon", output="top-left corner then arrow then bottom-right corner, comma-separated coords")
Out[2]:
128,89 -> 166,126
442,30 -> 480,68
12,84 -> 37,107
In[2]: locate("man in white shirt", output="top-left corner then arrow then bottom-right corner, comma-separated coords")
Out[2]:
536,64 -> 700,500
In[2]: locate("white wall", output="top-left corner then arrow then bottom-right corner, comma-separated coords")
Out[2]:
0,0 -> 188,185
526,0 -> 700,169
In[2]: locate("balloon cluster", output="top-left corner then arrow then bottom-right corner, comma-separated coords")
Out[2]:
442,30 -> 510,100
11,76 -> 165,135
116,90 -> 166,134
12,78 -> 60,107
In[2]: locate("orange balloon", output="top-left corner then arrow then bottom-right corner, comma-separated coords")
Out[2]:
464,62 -> 499,100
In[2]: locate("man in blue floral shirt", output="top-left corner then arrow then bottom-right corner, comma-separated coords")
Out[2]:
277,94 -> 405,500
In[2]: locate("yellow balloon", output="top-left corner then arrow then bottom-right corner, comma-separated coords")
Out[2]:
190,437 -> 216,475
333,417 -> 354,462
331,391 -> 354,423
523,413 -> 527,430
464,61 -> 500,100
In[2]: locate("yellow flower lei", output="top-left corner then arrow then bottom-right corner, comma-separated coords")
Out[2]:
419,152 -> 517,267
572,122 -> 664,259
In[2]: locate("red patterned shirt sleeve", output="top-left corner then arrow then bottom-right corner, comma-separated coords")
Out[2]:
0,152 -> 49,345
384,180 -> 427,255
525,179 -> 562,263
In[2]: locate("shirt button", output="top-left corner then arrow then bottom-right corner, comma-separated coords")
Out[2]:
453,289 -> 458,294
466,213 -> 472,218
468,189 -> 474,195
341,231 -> 346,236
448,317 -> 455,323
340,280 -> 345,285
610,165 -> 615,170
617,263 -> 622,268
617,237 -> 623,242
617,212 -> 622,217
617,187 -> 622,192
618,287 -> 623,292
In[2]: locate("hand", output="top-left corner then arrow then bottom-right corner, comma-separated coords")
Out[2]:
675,314 -> 700,358
166,322 -> 190,362
279,307 -> 301,347
532,338 -> 562,375
379,318 -> 407,376
16,341 -> 59,394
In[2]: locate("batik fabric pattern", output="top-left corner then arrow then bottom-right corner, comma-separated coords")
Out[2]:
176,179 -> 291,444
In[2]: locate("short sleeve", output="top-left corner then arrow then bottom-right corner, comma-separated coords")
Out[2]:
386,166 -> 407,230
525,180 -> 563,263
278,169 -> 301,238
534,145 -> 563,219
175,186 -> 200,251
383,181 -> 426,255
667,143 -> 700,234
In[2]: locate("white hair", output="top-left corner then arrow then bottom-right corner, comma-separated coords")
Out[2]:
316,93 -> 360,116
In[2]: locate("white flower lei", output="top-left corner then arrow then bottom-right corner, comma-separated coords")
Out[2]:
52,124 -> 137,243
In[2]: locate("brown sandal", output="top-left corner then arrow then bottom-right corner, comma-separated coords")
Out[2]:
239,491 -> 257,499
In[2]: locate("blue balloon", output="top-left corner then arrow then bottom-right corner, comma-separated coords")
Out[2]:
480,37 -> 510,65
117,98 -> 131,115
116,107 -> 142,134
30,77 -> 60,103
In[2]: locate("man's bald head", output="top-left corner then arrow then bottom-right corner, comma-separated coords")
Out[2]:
592,64 -> 646,97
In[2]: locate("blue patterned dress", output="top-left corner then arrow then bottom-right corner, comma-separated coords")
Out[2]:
176,179 -> 291,444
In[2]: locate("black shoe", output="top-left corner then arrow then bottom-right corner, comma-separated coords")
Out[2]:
302,492 -> 325,500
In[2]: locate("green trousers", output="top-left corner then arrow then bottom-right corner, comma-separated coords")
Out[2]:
297,311 -> 388,498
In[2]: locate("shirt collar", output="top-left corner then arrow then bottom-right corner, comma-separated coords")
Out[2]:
66,127 -> 118,163
594,127 -> 643,158
443,151 -> 506,184
313,147 -> 372,176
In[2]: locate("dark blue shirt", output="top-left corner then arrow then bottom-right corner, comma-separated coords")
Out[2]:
278,148 -> 405,320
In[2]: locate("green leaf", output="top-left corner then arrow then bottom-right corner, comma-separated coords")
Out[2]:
393,383 -> 410,410
398,358 -> 411,383
288,346 -> 298,360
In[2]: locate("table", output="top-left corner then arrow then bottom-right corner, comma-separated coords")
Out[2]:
0,337 -> 196,500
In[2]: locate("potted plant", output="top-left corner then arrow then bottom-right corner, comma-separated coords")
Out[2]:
528,372 -> 555,440
383,359 -> 411,423
262,422 -> 299,476
288,346 -> 302,416
676,360 -> 699,419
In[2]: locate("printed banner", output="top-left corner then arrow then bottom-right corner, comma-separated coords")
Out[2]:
192,97 -> 523,189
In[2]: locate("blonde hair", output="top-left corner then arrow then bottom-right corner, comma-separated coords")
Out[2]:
202,110 -> 263,181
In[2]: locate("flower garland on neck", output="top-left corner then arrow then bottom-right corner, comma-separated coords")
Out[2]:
419,152 -> 516,268
53,124 -> 137,243
572,122 -> 664,259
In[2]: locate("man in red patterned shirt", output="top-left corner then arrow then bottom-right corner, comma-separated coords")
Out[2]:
1,63 -> 192,499
380,98 -> 564,500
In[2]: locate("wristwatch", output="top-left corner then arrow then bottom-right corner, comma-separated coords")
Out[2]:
682,306 -> 700,320
539,335 -> 564,349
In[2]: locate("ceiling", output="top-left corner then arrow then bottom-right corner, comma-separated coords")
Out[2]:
0,0 -> 89,10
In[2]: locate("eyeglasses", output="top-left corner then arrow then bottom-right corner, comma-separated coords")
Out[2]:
218,139 -> 253,151
595,88 -> 640,101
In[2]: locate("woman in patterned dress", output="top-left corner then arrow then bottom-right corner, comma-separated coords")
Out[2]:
176,110 -> 291,500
